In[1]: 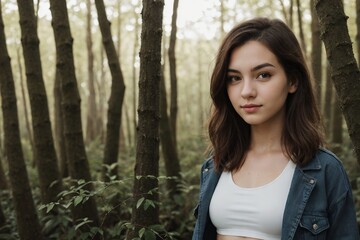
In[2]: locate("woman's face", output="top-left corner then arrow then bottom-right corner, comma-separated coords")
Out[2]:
226,40 -> 296,128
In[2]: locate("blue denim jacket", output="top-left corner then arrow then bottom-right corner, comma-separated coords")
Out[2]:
192,148 -> 359,239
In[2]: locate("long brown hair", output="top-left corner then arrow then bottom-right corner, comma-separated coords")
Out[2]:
208,18 -> 324,171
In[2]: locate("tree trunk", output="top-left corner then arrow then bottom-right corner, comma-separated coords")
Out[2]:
169,0 -> 179,146
49,0 -> 100,228
289,0 -> 294,29
94,0 -> 126,182
356,0 -> 360,64
315,0 -> 360,165
17,0 -> 62,205
16,48 -> 35,166
132,7 -> 140,147
296,0 -> 307,53
0,4 -> 43,239
323,64 -> 333,139
126,0 -> 164,238
54,69 -> 68,178
331,88 -> 343,155
310,0 -> 322,106
0,156 -> 7,190
86,0 -> 99,144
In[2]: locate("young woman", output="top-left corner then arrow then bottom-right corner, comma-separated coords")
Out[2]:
192,18 -> 359,240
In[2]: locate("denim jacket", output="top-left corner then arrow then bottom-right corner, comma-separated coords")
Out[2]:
192,148 -> 360,239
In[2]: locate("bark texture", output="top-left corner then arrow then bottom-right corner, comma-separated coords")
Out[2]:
49,0 -> 99,227
356,0 -> 360,64
0,4 -> 43,239
54,69 -> 68,177
169,0 -> 179,146
17,0 -> 62,204
311,0 -> 322,106
126,0 -> 164,238
94,0 -> 126,182
85,0 -> 99,144
315,0 -> 360,164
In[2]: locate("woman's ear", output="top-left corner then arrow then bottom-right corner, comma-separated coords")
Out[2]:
288,79 -> 297,93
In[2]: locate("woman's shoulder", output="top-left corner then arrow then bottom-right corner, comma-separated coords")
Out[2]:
301,148 -> 344,170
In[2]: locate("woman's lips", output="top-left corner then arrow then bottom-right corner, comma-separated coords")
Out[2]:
241,104 -> 262,113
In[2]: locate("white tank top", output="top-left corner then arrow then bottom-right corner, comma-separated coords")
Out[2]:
209,161 -> 296,240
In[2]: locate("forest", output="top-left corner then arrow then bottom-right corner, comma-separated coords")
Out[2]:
0,0 -> 360,239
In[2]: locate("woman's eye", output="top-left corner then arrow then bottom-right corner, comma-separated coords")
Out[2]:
227,75 -> 241,82
257,72 -> 271,79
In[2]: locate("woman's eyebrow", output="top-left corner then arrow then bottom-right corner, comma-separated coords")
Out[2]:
227,63 -> 275,74
251,63 -> 275,72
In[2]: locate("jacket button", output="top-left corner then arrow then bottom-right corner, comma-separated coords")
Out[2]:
312,223 -> 318,231
204,168 -> 209,172
309,179 -> 315,184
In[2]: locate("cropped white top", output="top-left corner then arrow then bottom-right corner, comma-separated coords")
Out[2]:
209,161 -> 296,240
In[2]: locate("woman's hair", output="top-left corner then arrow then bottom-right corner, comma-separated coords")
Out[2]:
208,17 -> 324,171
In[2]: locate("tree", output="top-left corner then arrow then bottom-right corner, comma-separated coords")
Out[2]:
169,0 -> 179,146
323,64 -> 333,136
17,0 -> 62,204
85,0 -> 99,144
356,0 -> 360,64
54,69 -> 68,177
331,88 -> 343,156
310,0 -> 322,106
49,0 -> 100,227
315,0 -> 360,165
296,0 -> 307,53
94,0 -> 126,182
16,48 -> 34,165
0,3 -> 43,239
126,0 -> 164,238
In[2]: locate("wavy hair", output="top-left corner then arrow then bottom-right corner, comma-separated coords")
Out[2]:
208,18 -> 324,171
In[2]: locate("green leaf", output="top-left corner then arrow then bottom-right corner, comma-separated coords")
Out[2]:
144,229 -> 156,240
46,203 -> 55,213
74,196 -> 83,206
144,199 -> 155,210
136,197 -> 145,209
138,227 -> 145,238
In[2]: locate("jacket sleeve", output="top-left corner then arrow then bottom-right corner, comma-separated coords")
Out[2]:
326,163 -> 359,239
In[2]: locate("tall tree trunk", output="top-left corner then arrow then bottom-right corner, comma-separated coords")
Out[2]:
96,46 -> 106,144
94,0 -> 126,182
54,69 -> 68,178
49,0 -> 100,228
315,0 -> 360,165
0,4 -> 43,239
132,7 -> 140,147
296,0 -> 307,53
356,0 -> 360,65
323,64 -> 333,139
331,88 -> 343,156
17,0 -> 62,205
169,0 -> 179,146
16,48 -> 35,165
311,0 -> 322,106
0,203 -> 5,229
86,0 -> 99,144
0,156 -> 7,190
289,0 -> 294,29
126,0 -> 164,238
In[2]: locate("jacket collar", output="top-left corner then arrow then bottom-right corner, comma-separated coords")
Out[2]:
298,152 -> 322,171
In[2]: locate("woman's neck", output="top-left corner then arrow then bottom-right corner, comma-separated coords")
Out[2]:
249,121 -> 284,155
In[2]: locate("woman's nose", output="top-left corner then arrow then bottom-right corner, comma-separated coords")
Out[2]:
241,78 -> 256,98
